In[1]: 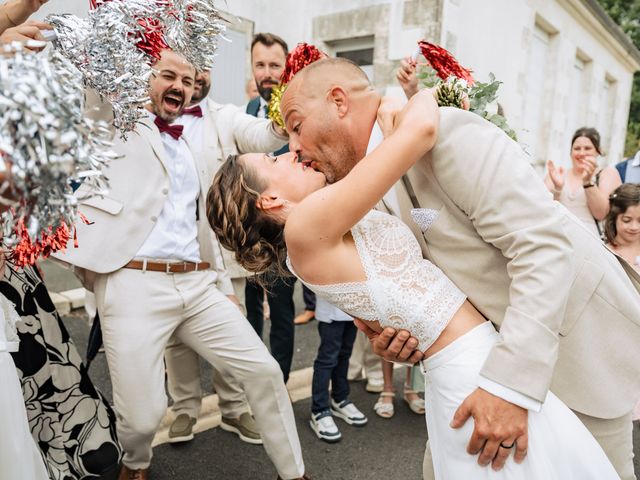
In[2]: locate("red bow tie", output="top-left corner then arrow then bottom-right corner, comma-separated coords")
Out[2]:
154,117 -> 184,141
183,105 -> 203,117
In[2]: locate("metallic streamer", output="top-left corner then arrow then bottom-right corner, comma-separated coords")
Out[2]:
0,45 -> 117,265
48,0 -> 170,134
164,0 -> 227,71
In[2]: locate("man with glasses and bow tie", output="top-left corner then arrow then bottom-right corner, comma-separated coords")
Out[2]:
164,66 -> 292,448
55,49 -> 307,480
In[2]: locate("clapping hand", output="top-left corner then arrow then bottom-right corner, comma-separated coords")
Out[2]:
578,155 -> 597,183
546,160 -> 565,191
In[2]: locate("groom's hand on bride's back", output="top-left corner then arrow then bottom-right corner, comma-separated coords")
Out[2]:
353,319 -> 424,364
451,388 -> 528,471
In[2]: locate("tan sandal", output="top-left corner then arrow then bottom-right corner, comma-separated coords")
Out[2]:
403,384 -> 426,415
374,392 -> 395,419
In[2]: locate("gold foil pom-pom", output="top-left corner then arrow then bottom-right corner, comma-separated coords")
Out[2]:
268,83 -> 287,130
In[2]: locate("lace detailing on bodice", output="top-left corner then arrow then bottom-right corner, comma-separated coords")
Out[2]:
0,293 -> 21,352
410,208 -> 439,233
287,210 -> 466,352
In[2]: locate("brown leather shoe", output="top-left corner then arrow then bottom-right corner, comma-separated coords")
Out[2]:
294,310 -> 315,325
118,466 -> 149,480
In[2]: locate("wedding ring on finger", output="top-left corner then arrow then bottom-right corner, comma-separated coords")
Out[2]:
499,442 -> 515,449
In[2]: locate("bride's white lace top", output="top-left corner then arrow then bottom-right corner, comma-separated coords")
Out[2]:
287,210 -> 466,352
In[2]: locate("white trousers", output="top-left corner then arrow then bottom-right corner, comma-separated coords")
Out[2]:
165,277 -> 248,419
421,323 -> 634,480
422,411 -> 634,480
94,269 -> 304,478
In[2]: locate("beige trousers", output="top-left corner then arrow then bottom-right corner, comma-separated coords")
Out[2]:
165,277 -> 249,419
422,410 -> 635,480
573,411 -> 635,480
94,269 -> 303,478
348,330 -> 383,382
165,338 -> 248,419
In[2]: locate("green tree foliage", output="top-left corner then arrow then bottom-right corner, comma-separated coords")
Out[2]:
597,0 -> 640,156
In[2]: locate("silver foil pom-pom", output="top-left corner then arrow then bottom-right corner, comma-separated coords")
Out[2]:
0,44 -> 117,265
48,0 -> 170,135
164,0 -> 228,71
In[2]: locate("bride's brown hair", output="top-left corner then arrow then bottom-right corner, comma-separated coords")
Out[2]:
206,155 -> 287,278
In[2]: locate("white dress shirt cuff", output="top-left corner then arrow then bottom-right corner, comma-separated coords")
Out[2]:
477,376 -> 543,412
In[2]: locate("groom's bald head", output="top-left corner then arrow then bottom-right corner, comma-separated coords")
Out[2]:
281,58 -> 380,183
287,57 -> 370,98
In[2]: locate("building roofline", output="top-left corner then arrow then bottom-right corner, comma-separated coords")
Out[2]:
579,0 -> 640,67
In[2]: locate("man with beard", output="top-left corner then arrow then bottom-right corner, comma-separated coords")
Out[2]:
280,57 -> 640,480
55,49 -> 307,480
164,68 -> 291,446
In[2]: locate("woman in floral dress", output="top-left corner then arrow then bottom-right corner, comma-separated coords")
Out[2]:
1,262 -> 122,479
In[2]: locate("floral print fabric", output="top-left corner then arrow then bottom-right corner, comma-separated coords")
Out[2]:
1,263 -> 121,479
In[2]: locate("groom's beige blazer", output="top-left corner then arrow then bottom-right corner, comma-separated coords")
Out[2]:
388,107 -> 640,419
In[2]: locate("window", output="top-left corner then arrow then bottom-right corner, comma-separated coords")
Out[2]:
326,36 -> 375,82
520,24 -> 551,165
337,48 -> 374,67
209,28 -> 249,107
563,55 -> 589,168
597,76 -> 617,154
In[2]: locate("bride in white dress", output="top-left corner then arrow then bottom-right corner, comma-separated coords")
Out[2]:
207,89 -> 619,479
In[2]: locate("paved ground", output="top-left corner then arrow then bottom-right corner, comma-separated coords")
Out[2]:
43,260 -> 640,480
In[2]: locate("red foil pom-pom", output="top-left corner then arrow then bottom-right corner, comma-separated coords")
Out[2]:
418,41 -> 474,85
90,0 -> 169,62
281,43 -> 327,84
136,17 -> 169,61
10,221 -> 73,268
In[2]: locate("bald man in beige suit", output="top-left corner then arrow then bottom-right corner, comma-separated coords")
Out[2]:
280,57 -> 640,480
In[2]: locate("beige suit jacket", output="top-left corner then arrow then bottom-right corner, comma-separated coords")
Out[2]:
387,107 -> 640,419
53,116 -> 233,294
197,101 -> 288,279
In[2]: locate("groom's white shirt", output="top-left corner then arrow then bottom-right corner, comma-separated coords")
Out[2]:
368,121 -> 542,412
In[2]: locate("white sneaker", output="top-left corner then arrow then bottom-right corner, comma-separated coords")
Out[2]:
330,399 -> 368,426
309,411 -> 342,443
365,378 -> 384,393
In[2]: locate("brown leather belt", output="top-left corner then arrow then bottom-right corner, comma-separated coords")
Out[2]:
124,260 -> 210,273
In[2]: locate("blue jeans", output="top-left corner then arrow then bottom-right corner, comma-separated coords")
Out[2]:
311,321 -> 357,414
302,284 -> 316,311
